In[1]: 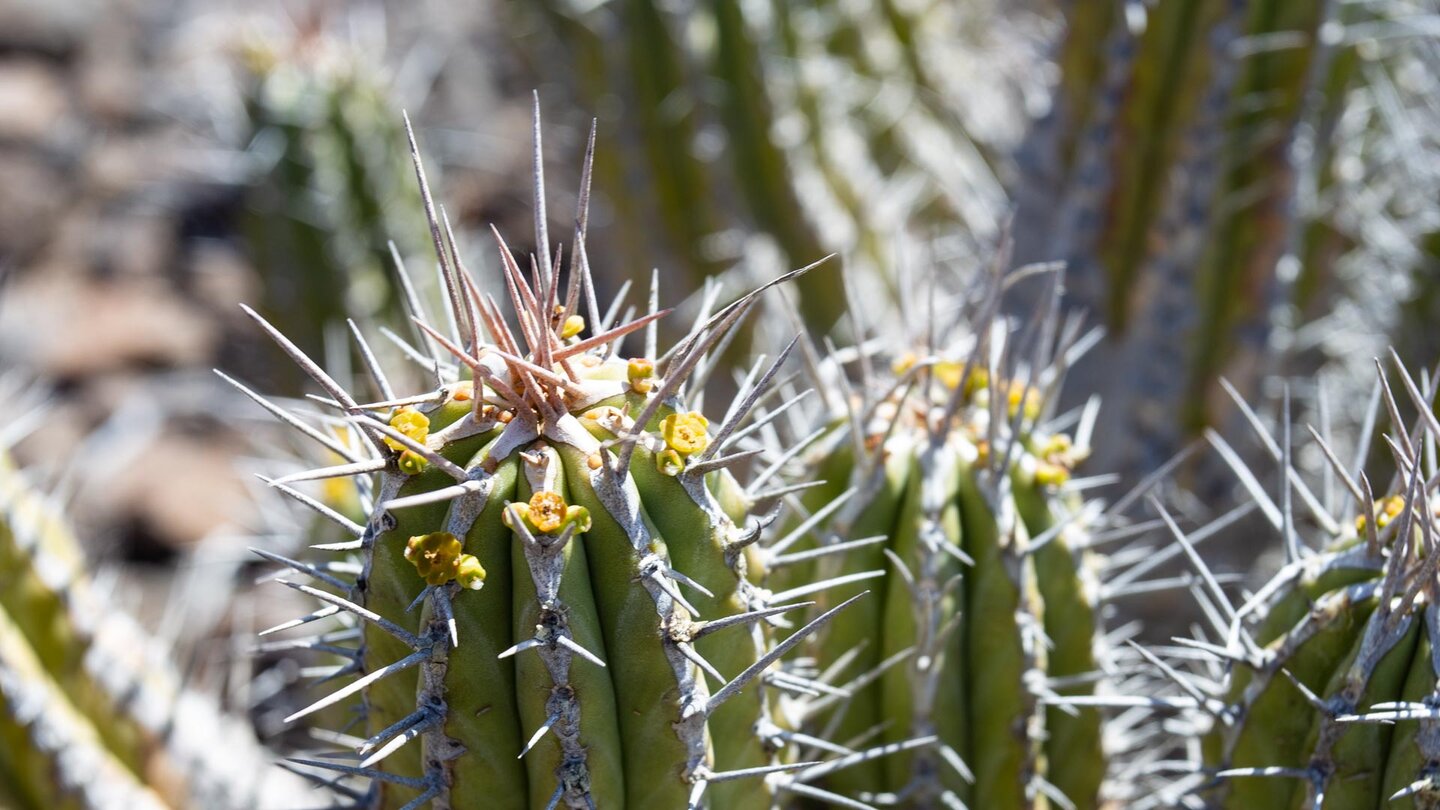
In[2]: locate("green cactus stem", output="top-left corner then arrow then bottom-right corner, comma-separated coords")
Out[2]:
244,101 -> 906,809
757,272 -> 1112,808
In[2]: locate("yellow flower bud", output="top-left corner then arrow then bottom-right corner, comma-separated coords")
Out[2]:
385,407 -> 430,453
660,411 -> 710,457
1034,462 -> 1071,487
565,505 -> 592,534
961,367 -> 991,398
560,315 -> 586,340
655,447 -> 685,477
1357,495 -> 1408,532
891,352 -> 918,376
397,450 -> 428,476
455,555 -> 487,590
629,358 -> 655,394
1007,386 -> 1040,421
934,360 -> 964,390
502,502 -> 528,530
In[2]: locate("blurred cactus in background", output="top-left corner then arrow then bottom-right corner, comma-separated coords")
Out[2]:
1013,0 -> 1440,483
238,25 -> 428,359
0,443 -> 305,809
506,0 -> 1033,330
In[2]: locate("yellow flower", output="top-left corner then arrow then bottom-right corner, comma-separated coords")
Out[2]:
527,491 -> 567,534
964,367 -> 990,398
1007,386 -> 1040,421
385,407 -> 430,453
560,315 -> 586,340
405,532 -> 465,586
1034,462 -> 1070,487
934,360 -> 964,390
660,411 -> 710,456
504,492 -> 590,536
1357,495 -> 1407,532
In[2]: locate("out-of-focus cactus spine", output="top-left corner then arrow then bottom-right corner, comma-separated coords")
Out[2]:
246,105 -> 892,808
1014,0 -> 1339,479
0,450 -> 296,809
510,0 -> 1015,329
764,278 -> 1110,808
240,35 -> 426,356
1139,356 -> 1440,807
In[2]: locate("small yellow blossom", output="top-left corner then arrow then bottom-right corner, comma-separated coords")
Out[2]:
527,491 -> 567,534
660,411 -> 710,456
1007,386 -> 1040,421
934,360 -> 964,390
1357,495 -> 1407,533
628,359 -> 655,394
504,492 -> 591,536
455,556 -> 487,590
385,408 -> 430,453
397,451 -> 428,476
405,532 -> 484,588
1034,462 -> 1070,487
560,315 -> 586,340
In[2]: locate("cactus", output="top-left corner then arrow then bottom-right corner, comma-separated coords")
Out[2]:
1013,0 -> 1345,480
508,0 -> 1018,330
750,271 -> 1114,808
0,447 -> 300,809
1134,355 -> 1440,808
241,103 -> 910,809
239,32 -> 428,359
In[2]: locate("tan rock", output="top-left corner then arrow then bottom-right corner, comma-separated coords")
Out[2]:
0,274 -> 218,377
0,59 -> 69,142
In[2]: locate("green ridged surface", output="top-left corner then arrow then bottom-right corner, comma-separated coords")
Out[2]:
783,370 -> 1105,808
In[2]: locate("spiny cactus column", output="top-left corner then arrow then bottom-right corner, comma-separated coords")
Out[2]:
1013,0 -> 1339,480
509,0 -> 1017,329
755,273 -> 1112,808
0,448 -> 298,810
1139,355 -> 1440,808
245,103 -> 892,809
